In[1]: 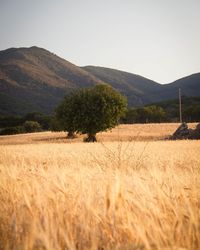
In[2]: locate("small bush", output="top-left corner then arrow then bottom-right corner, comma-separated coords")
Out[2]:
23,121 -> 42,133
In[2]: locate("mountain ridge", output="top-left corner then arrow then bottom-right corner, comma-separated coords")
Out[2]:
0,46 -> 200,115
82,65 -> 200,105
82,65 -> 163,106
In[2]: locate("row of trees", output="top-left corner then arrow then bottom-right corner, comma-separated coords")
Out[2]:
148,96 -> 200,122
0,121 -> 42,135
0,113 -> 52,135
122,97 -> 200,124
122,106 -> 166,124
183,105 -> 200,122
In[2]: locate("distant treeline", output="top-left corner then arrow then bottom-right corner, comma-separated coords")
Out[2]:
122,96 -> 200,124
0,112 -> 52,135
0,96 -> 199,135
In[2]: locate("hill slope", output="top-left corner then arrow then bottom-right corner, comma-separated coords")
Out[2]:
0,46 -> 102,115
83,66 -> 200,105
0,46 -> 200,115
160,73 -> 200,100
82,66 -> 163,106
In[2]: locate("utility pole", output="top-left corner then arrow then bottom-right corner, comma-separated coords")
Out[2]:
179,88 -> 182,123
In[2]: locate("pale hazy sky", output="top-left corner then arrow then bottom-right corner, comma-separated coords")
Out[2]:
0,0 -> 200,83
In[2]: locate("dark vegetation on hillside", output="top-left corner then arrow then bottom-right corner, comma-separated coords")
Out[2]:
122,96 -> 200,124
148,96 -> 200,122
0,46 -> 200,116
1,97 -> 199,136
0,112 -> 52,135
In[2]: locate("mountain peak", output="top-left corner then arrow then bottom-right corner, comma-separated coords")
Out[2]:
0,46 -> 101,115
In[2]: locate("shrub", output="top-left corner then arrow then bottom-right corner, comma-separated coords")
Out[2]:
0,126 -> 24,135
23,121 -> 42,133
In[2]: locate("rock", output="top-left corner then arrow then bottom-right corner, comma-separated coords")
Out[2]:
172,122 -> 190,139
188,123 -> 200,139
196,123 -> 200,131
171,122 -> 200,140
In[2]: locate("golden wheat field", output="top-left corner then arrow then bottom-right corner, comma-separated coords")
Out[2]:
0,123 -> 200,250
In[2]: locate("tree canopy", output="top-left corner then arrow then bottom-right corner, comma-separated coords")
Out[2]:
55,93 -> 78,138
55,84 -> 127,141
122,105 -> 166,124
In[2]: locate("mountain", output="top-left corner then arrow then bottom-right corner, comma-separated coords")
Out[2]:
0,46 -> 102,115
83,66 -> 200,105
160,73 -> 200,100
82,66 -> 163,106
0,46 -> 200,115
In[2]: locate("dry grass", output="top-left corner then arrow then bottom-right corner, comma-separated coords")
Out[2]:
0,124 -> 200,249
0,123 -> 198,145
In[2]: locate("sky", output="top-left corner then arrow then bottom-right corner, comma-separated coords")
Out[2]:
0,0 -> 200,83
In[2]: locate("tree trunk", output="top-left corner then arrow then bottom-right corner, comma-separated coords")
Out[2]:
66,131 -> 76,139
85,133 -> 97,142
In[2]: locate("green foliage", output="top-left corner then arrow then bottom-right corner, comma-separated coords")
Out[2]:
121,109 -> 138,124
55,93 -> 78,135
50,117 -> 63,132
149,96 -> 200,122
122,96 -> 200,123
23,121 -> 42,133
0,126 -> 24,135
183,104 -> 200,122
23,112 -> 52,130
0,112 -> 53,136
76,85 -> 127,135
122,106 -> 166,123
55,84 -> 127,141
143,106 -> 166,122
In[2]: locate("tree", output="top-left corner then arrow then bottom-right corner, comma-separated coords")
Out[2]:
121,108 -> 138,124
122,106 -> 166,124
55,85 -> 127,142
50,117 -> 64,132
183,105 -> 200,122
143,106 -> 166,123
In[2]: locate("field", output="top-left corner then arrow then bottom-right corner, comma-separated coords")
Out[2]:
0,124 -> 199,250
